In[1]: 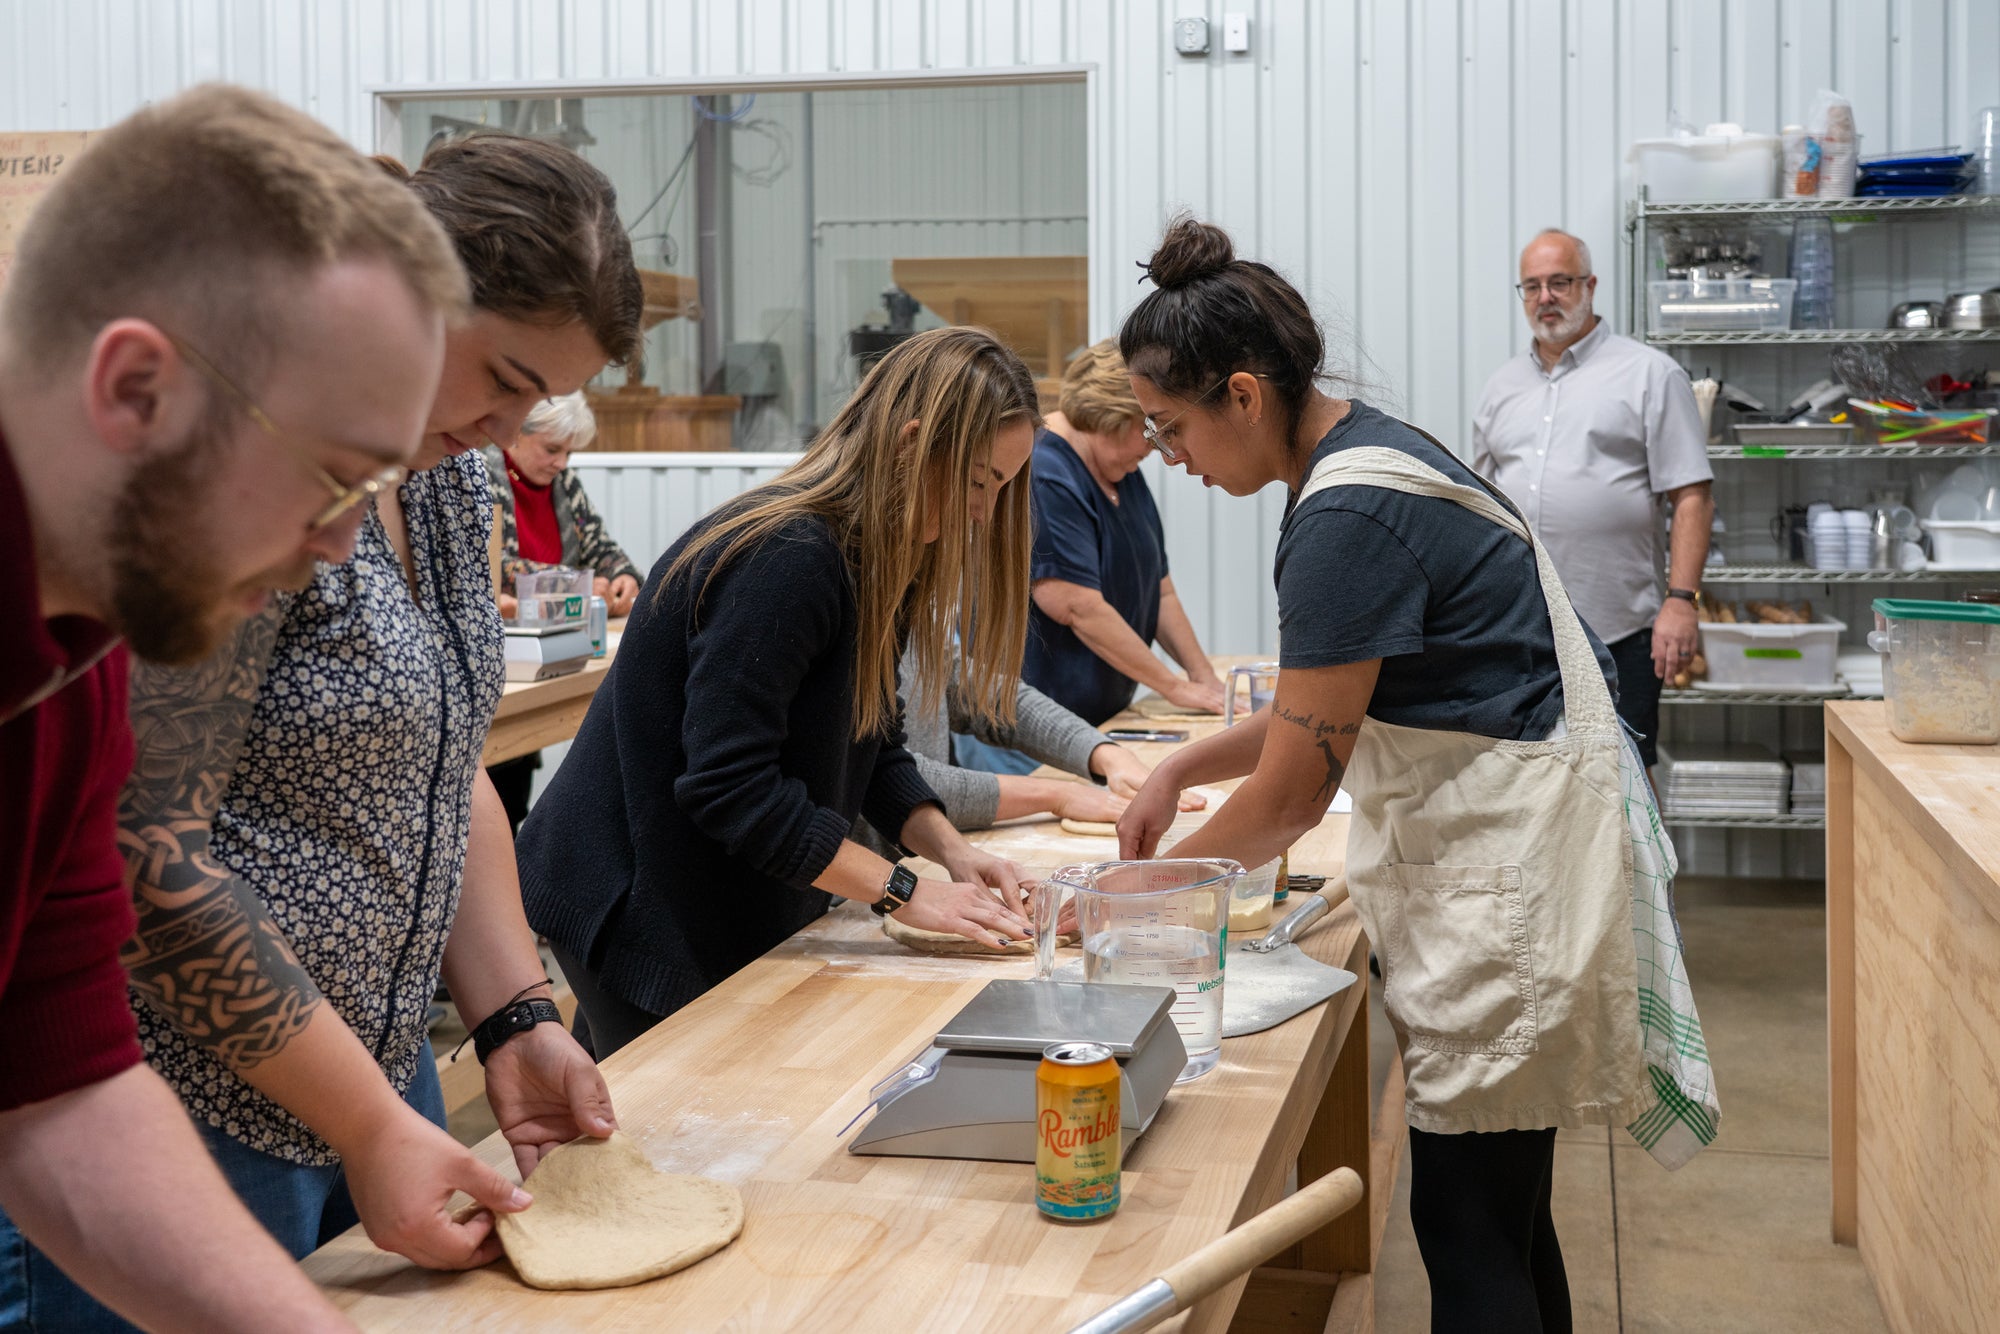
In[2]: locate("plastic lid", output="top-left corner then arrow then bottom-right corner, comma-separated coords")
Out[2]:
1872,597 -> 2000,624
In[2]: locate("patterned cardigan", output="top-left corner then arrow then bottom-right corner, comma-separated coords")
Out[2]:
481,444 -> 642,593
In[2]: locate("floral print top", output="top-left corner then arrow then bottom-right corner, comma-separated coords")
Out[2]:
135,453 -> 504,1165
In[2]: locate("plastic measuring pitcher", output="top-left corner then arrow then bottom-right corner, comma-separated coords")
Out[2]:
1061,859 -> 1243,1081
1225,661 -> 1279,727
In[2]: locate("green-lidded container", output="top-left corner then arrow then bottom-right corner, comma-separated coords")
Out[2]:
1868,599 -> 2000,744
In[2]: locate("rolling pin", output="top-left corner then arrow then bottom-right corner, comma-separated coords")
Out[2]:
1063,1166 -> 1365,1334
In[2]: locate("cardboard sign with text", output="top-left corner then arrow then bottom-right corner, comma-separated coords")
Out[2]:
0,131 -> 93,291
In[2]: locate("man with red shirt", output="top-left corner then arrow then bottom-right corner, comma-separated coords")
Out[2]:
0,86 -> 468,1331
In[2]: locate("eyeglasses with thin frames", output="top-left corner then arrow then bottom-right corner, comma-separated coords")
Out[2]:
1142,373 -> 1268,464
164,333 -> 407,533
1515,274 -> 1589,301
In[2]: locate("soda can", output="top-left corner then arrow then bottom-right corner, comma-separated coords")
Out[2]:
1036,1041 -> 1120,1222
587,595 -> 608,658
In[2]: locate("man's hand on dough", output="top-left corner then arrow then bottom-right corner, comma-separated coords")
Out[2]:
484,1024 -> 619,1180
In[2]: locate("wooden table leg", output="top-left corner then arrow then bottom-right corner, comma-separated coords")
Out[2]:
1826,730 -> 1857,1247
1297,950 -> 1374,1275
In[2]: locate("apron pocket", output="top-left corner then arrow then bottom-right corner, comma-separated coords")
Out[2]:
1382,863 -> 1539,1056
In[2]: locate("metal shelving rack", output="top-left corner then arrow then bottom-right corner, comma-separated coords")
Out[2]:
1702,564 -> 2000,583
1626,189 -> 1997,863
1651,328 -> 2000,345
1661,688 -> 1880,705
1708,443 -> 2000,459
1661,812 -> 1828,831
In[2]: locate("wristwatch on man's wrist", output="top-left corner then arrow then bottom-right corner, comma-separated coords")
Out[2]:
1666,587 -> 1699,605
471,997 -> 563,1065
871,863 -> 919,917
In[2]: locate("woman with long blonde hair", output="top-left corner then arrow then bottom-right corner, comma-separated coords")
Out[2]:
518,326 -> 1040,1056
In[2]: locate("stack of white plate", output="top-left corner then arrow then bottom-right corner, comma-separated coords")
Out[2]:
1836,647 -> 1884,696
1784,751 -> 1827,817
1658,743 -> 1792,819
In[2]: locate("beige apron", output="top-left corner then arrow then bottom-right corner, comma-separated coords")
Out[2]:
1299,446 -> 1650,1133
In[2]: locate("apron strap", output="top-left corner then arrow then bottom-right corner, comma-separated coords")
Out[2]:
1296,443 -> 1621,738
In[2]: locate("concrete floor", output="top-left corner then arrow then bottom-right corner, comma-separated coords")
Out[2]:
1371,877 -> 1891,1334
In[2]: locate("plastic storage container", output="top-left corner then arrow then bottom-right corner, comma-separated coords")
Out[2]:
1649,279 -> 1797,332
1789,217 -> 1836,329
1630,125 -> 1781,201
1868,599 -> 2000,743
1924,520 -> 2000,570
1697,616 -> 1846,688
1847,400 -> 1996,445
1227,856 -> 1282,936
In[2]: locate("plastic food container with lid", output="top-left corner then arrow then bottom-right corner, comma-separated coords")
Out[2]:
1868,598 -> 2000,743
1629,124 -> 1781,201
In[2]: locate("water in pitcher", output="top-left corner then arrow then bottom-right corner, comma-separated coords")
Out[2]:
1084,924 -> 1224,1080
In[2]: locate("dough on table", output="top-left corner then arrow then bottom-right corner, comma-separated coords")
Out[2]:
1059,817 -> 1121,838
883,916 -> 1075,956
1131,695 -> 1226,724
496,1133 -> 743,1291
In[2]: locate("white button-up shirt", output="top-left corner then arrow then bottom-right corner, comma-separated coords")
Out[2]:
1472,318 -> 1710,644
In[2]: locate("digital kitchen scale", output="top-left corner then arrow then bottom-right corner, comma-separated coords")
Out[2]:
844,979 -> 1186,1162
501,622 -> 593,682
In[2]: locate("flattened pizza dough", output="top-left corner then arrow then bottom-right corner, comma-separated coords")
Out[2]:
1059,817 -> 1120,837
497,1133 -> 743,1291
883,916 -> 1075,956
1132,695 -> 1227,724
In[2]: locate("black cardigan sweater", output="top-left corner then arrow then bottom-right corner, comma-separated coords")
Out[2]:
517,508 -> 939,1018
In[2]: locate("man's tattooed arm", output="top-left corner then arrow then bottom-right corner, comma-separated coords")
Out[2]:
1271,702 -> 1357,802
117,607 -> 325,1071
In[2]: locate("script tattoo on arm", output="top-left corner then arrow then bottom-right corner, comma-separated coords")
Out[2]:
1271,702 -> 1357,803
117,607 -> 325,1071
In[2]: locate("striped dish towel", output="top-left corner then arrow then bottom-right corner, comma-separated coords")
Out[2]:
1619,731 -> 1721,1169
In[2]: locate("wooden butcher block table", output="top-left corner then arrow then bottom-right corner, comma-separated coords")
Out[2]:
481,618 -> 626,766
306,698 -> 1377,1332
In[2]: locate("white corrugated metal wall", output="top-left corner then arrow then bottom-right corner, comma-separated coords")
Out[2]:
4,0 -> 1992,656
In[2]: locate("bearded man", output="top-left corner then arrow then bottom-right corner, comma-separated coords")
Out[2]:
1471,227 -> 1713,769
0,84 -> 462,1332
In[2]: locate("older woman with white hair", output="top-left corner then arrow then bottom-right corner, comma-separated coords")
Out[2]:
482,391 -> 642,829
482,390 -> 642,620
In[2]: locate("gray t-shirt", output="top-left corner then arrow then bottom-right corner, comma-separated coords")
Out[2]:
1471,318 -> 1711,644
1275,401 -> 1615,741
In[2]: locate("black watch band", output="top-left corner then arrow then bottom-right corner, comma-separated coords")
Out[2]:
1666,588 -> 1699,604
871,863 -> 919,917
471,997 -> 562,1064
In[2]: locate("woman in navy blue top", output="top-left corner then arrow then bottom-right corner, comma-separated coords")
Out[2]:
958,342 -> 1223,774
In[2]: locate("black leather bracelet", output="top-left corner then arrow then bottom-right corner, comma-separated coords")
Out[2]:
471,997 -> 562,1065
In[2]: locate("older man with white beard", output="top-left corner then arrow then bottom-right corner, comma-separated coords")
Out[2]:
1471,228 -> 1712,769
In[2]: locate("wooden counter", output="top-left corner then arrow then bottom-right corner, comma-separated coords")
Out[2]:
482,620 -> 624,766
1825,700 -> 2000,1333
308,709 -> 1378,1332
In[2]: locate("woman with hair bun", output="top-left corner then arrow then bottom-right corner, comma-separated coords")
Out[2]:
1114,217 -> 1715,1334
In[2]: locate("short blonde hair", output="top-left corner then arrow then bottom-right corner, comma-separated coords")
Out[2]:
1058,339 -> 1143,435
521,391 -> 598,450
2,84 -> 467,377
